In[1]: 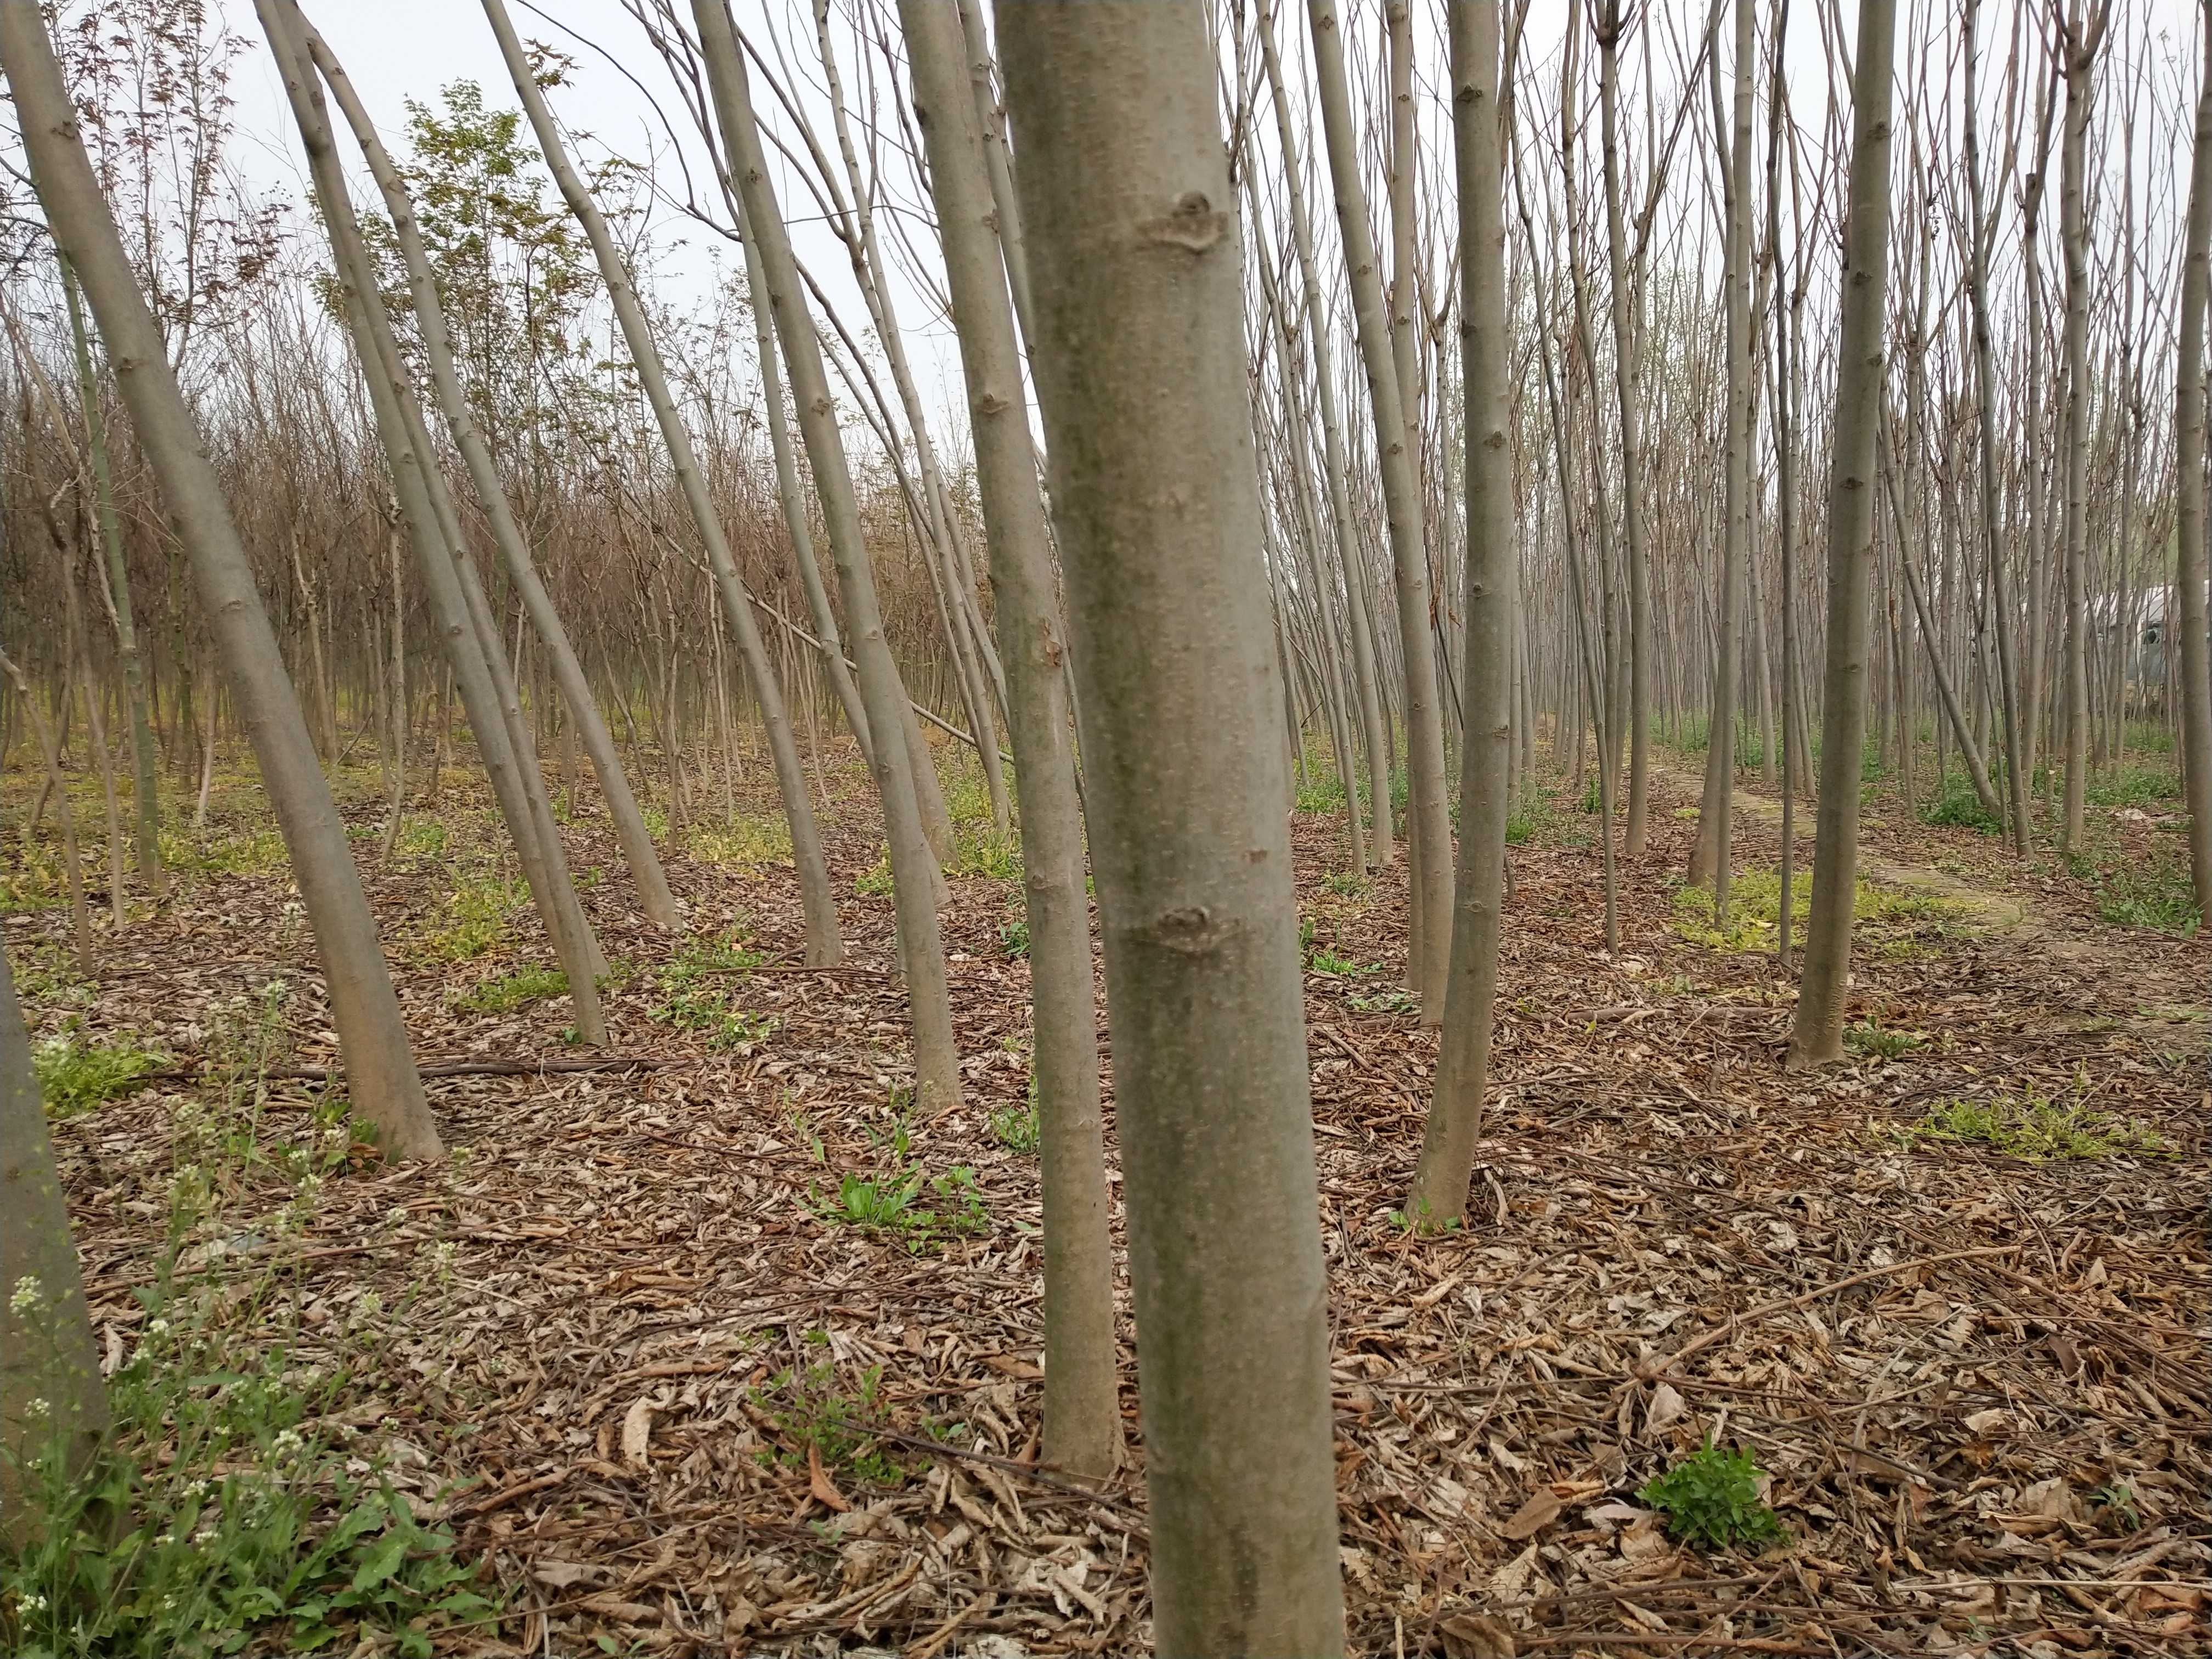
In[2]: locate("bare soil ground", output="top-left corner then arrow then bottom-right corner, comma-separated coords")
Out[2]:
11,738 -> 2207,1657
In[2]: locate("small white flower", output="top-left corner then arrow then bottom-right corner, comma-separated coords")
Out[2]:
154,1530 -> 176,1547
182,1478 -> 210,1500
9,1275 -> 42,1315
25,1397 -> 50,1420
385,1206 -> 409,1231
145,1317 -> 171,1339
19,1592 -> 46,1615
271,1429 -> 306,1458
193,1526 -> 216,1544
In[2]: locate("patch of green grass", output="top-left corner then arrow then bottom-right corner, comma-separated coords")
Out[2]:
952,825 -> 1022,882
420,875 -> 526,963
685,814 -> 793,868
34,1029 -> 165,1117
1900,1092 -> 2170,1163
990,1088 -> 1041,1156
450,963 -> 566,1015
1306,948 -> 1370,977
2,1093 -> 491,1657
10,944 -> 93,1009
1843,1017 -> 1924,1062
1671,869 -> 1960,953
1323,870 -> 1369,896
163,825 -> 294,878
749,1357 -> 905,1485
2068,846 -> 2199,935
1296,771 -> 1348,815
663,929 -> 769,982
641,804 -> 670,842
1505,793 -> 1559,845
1921,773 -> 2005,835
0,843 -> 66,912
392,817 -> 448,859
996,917 -> 1030,960
2087,765 -> 2181,809
1347,986 -> 1419,1015
855,849 -> 895,898
807,1165 -> 988,1253
1638,1442 -> 1786,1553
647,983 -> 778,1051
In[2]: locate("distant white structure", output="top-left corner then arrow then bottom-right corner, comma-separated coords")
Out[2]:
2094,585 -> 2202,708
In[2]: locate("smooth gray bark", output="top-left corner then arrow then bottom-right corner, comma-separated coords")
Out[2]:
260,0 -> 608,1045
2057,0 -> 2108,850
1413,0 -> 1515,1229
1257,3 -> 1393,872
305,22 -> 678,931
1597,1 -> 1652,860
1788,0 -> 1901,1069
2179,0 -> 2212,913
0,950 -> 110,1536
58,259 -> 160,892
1689,0 -> 1754,911
899,0 -> 1120,1479
998,7 -> 1345,1649
690,0 -> 961,1105
1307,0 -> 1452,1015
481,0 -> 843,964
0,3 -> 438,1159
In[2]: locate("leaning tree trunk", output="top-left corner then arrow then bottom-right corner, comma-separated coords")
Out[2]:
899,0 -> 1120,1479
998,7 -> 1346,1650
1788,0 -> 1901,1069
0,950 -> 110,1536
261,0 -> 609,1046
0,3 -> 438,1160
689,0 -> 961,1108
480,0 -> 842,965
2179,0 -> 2212,915
306,22 -> 678,932
1308,0 -> 1452,1016
1412,0 -> 1516,1230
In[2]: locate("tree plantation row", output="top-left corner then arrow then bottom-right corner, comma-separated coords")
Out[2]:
1,1 -> 2206,1655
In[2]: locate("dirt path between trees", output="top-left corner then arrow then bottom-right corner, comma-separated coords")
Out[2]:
1655,760 -> 2207,1037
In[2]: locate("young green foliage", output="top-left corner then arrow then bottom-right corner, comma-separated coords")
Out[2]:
1637,1442 -> 1786,1552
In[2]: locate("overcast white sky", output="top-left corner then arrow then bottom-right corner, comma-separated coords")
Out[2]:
206,0 -> 2202,433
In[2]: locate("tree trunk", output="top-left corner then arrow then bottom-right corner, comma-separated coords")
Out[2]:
689,0 -> 961,1108
261,0 -> 609,1043
307,25 -> 678,932
999,8 -> 1346,1649
1689,0 -> 1754,917
2179,0 -> 2212,914
58,258 -> 160,893
1413,0 -> 1516,1232
2057,0 -> 2106,850
1258,3 -> 1394,873
1961,0 -> 2032,852
0,2 -> 438,1159
899,0 -> 1120,1480
1598,0 -> 1652,859
0,949 -> 111,1536
1308,0 -> 1452,1015
1788,0 -> 1901,1069
481,0 -> 843,964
